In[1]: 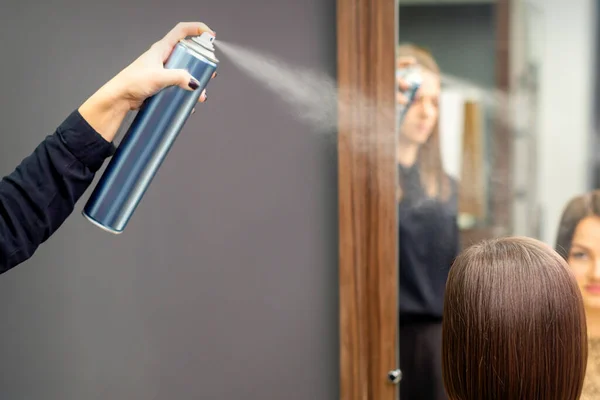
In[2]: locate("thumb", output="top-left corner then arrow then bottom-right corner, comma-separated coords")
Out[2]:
155,68 -> 201,92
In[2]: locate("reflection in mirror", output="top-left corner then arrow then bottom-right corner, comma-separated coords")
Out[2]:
395,0 -> 598,399
396,3 -> 481,398
556,190 -> 600,398
395,0 -> 504,399
395,34 -> 460,400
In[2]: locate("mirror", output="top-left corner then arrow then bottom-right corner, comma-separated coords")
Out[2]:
396,1 -> 506,396
338,0 -> 596,398
395,0 -> 598,398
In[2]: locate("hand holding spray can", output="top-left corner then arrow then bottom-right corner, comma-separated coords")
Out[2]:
83,32 -> 219,234
397,66 -> 422,127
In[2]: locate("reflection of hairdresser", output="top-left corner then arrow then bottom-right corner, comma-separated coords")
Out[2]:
0,22 -> 215,272
556,190 -> 600,399
396,45 -> 459,400
443,237 -> 587,399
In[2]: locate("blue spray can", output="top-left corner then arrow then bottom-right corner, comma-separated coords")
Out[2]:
83,32 -> 219,234
397,67 -> 422,126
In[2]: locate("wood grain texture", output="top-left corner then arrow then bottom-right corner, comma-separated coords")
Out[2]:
337,0 -> 398,399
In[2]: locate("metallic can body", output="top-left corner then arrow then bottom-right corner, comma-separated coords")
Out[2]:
83,41 -> 218,234
397,67 -> 422,126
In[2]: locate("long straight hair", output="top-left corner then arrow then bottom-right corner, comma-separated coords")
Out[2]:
442,236 -> 588,399
397,44 -> 451,201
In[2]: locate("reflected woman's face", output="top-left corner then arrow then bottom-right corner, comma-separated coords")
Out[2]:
568,215 -> 600,310
399,67 -> 440,146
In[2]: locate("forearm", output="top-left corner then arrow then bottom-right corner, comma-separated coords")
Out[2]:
78,79 -> 131,143
0,111 -> 115,272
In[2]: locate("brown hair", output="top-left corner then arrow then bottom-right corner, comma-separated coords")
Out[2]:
397,43 -> 451,201
555,189 -> 600,260
442,236 -> 588,400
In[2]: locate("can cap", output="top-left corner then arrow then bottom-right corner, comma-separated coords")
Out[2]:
180,31 -> 219,64
191,31 -> 216,52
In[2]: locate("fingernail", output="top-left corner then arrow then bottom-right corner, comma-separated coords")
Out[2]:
203,92 -> 208,101
189,78 -> 200,90
213,71 -> 218,78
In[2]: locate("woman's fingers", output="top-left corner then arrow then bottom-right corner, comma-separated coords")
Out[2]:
163,22 -> 214,48
396,56 -> 416,97
397,76 -> 410,92
190,90 -> 205,115
158,22 -> 215,62
397,91 -> 409,106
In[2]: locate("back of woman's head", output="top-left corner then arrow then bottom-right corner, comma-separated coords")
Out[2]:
442,236 -> 588,400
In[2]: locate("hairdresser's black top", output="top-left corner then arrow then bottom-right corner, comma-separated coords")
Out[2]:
0,110 -> 115,273
398,163 -> 460,322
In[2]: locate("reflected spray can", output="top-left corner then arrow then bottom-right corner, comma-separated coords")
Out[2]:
397,67 -> 422,127
83,32 -> 219,234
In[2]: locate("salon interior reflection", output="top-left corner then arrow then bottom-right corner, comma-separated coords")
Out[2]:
395,0 -> 598,399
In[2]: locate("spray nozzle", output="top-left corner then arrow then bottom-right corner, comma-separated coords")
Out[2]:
191,31 -> 216,52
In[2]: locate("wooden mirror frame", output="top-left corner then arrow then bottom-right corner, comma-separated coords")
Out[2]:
337,0 -> 511,399
337,0 -> 398,398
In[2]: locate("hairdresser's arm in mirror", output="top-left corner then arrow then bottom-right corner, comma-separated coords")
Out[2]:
396,56 -> 416,106
79,21 -> 218,143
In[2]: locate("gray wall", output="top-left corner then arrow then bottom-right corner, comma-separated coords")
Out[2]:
399,4 -> 496,88
0,1 -> 338,399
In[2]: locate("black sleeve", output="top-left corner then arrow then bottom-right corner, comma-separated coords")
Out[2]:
449,176 -> 462,258
0,110 -> 115,273
453,215 -> 462,259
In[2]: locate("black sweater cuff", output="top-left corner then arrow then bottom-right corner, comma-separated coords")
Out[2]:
56,110 -> 116,172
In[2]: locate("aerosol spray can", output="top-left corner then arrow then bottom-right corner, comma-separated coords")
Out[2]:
397,67 -> 422,127
83,32 -> 219,234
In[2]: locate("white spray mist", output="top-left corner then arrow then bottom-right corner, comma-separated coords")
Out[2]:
216,39 -> 512,212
